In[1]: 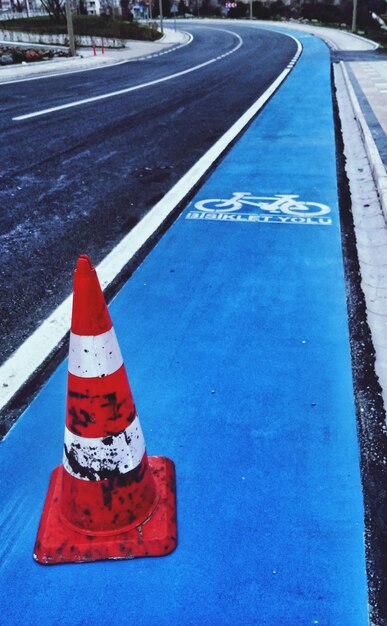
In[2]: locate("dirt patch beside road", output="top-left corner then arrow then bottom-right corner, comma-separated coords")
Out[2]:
0,44 -> 70,65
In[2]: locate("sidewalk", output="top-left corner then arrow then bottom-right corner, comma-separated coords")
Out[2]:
0,27 -> 189,83
345,56 -> 387,166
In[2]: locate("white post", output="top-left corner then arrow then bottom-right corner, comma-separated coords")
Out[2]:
158,0 -> 164,34
351,0 -> 358,32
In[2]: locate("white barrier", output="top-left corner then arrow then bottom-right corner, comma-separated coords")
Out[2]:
0,28 -> 126,48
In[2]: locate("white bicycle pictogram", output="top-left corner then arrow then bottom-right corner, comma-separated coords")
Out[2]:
195,193 -> 331,218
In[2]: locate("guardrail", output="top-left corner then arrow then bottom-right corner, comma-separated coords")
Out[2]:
0,27 -> 127,48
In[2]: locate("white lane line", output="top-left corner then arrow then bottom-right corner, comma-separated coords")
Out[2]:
0,58 -> 134,87
13,31 -> 243,121
0,32 -> 193,87
0,33 -> 302,415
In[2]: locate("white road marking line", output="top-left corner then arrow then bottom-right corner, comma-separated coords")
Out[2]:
0,58 -> 134,86
13,31 -> 242,121
0,32 -> 302,416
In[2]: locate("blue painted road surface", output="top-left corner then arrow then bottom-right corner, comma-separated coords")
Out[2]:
0,30 -> 368,625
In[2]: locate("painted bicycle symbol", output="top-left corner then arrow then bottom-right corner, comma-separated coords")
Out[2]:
195,193 -> 331,218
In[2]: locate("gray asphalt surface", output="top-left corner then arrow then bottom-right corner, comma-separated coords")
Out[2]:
0,24 -> 297,366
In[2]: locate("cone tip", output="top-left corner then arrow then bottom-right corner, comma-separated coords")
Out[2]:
75,254 -> 94,274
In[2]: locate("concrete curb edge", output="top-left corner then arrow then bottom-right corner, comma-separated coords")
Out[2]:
339,61 -> 387,220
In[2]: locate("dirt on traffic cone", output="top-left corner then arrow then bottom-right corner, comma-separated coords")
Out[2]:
34,254 -> 177,565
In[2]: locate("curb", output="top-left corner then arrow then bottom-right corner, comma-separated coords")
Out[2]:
339,61 -> 387,219
245,18 -> 379,50
348,31 -> 380,49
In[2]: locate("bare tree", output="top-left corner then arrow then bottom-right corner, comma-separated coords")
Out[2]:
99,0 -> 114,15
40,0 -> 66,20
11,0 -> 26,12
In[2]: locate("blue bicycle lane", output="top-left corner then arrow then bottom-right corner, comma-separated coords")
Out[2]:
0,30 -> 369,625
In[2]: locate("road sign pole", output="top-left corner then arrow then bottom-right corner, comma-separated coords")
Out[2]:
171,2 -> 178,28
351,0 -> 358,32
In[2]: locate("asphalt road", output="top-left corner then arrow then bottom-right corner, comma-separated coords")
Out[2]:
0,24 -> 297,367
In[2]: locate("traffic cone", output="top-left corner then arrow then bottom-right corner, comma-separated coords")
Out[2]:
34,255 -> 177,565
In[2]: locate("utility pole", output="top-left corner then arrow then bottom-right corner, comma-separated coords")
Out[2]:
351,0 -> 358,32
249,0 -> 253,19
158,0 -> 164,35
65,0 -> 76,57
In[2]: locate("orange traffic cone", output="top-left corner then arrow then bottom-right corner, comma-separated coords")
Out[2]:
34,255 -> 177,565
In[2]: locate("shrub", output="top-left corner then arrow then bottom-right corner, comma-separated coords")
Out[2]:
0,16 -> 162,41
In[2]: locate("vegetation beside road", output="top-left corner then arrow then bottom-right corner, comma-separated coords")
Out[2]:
0,16 -> 162,41
0,7 -> 385,47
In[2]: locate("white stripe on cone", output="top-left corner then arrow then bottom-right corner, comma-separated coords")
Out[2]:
68,328 -> 123,378
63,415 -> 146,481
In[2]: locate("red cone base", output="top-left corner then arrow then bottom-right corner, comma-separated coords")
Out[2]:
34,457 -> 177,565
